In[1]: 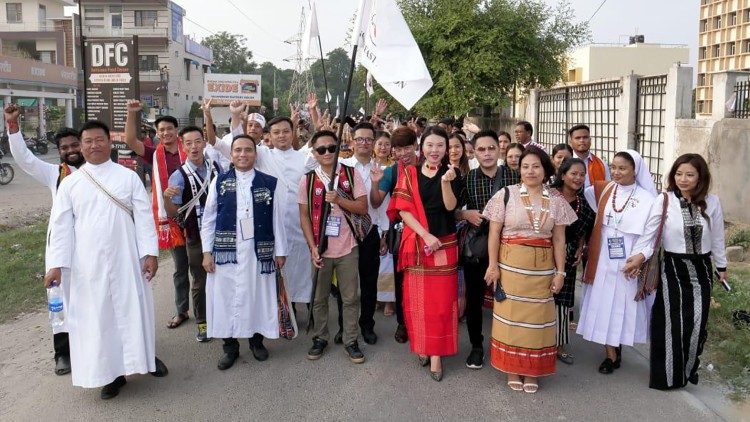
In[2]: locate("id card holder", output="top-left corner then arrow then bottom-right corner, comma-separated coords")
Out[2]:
240,217 -> 254,241
607,237 -> 626,260
325,216 -> 341,237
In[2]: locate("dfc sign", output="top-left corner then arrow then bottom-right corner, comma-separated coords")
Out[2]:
91,42 -> 129,67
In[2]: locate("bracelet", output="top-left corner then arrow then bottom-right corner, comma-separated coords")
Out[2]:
6,120 -> 18,132
554,270 -> 566,277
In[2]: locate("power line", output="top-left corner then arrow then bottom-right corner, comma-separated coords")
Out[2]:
587,0 -> 608,23
225,0 -> 286,43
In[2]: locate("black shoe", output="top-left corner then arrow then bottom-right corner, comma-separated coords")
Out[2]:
55,355 -> 71,375
333,329 -> 343,345
466,347 -> 484,370
100,376 -> 126,400
394,324 -> 408,344
598,358 -> 615,374
150,357 -> 168,377
217,353 -> 239,370
307,338 -> 328,360
345,341 -> 365,364
688,372 -> 699,385
362,329 -> 378,345
613,347 -> 622,369
249,339 -> 269,362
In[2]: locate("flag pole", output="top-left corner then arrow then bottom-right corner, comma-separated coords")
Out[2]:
317,36 -> 333,116
307,41 -> 360,332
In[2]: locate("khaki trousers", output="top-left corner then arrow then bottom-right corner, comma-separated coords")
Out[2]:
311,247 -> 360,345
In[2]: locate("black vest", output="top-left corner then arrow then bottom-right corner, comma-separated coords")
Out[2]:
178,162 -> 220,241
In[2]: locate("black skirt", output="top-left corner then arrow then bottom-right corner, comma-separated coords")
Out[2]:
649,251 -> 713,390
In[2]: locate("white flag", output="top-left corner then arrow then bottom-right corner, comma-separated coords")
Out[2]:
354,0 -> 433,109
326,90 -> 332,103
336,95 -> 340,117
302,1 -> 320,62
365,72 -> 374,96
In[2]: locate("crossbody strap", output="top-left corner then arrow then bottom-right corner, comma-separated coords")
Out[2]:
80,168 -> 133,220
177,164 -> 213,215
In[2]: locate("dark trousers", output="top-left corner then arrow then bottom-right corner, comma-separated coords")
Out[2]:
358,226 -> 380,332
392,250 -> 405,326
53,332 -> 69,360
185,237 -> 207,324
463,256 -> 489,349
223,334 -> 264,355
171,244 -> 190,316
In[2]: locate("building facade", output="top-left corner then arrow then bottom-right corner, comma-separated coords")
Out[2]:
566,40 -> 689,83
696,0 -> 750,117
0,0 -> 77,135
79,0 -> 212,121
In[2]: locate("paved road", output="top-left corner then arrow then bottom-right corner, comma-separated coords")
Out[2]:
0,146 -> 56,227
0,147 -> 745,421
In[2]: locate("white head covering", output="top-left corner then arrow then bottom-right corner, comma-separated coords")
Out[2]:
248,113 -> 266,128
621,149 -> 658,196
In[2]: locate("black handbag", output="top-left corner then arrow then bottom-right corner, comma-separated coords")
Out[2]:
387,221 -> 403,255
460,176 -> 509,264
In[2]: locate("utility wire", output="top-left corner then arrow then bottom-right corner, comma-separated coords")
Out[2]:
225,0 -> 287,43
587,0 -> 608,23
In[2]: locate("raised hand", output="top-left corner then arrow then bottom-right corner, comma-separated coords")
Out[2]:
126,99 -> 142,113
290,102 -> 301,125
3,103 -> 20,122
228,100 -> 244,115
374,98 -> 387,116
370,165 -> 384,184
201,98 -> 213,116
307,92 -> 318,111
463,121 -> 481,134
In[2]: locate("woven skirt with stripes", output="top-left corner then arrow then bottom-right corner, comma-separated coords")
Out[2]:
491,239 -> 557,377
649,252 -> 712,390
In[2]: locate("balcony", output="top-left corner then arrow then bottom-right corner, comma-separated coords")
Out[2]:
139,70 -> 168,83
0,21 -> 56,32
82,26 -> 168,38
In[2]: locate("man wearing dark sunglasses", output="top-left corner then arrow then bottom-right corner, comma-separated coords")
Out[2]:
340,122 -> 383,346
298,130 -> 370,364
456,129 -> 504,370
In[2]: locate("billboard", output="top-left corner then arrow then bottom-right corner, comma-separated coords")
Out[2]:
204,73 -> 261,106
83,36 -> 140,167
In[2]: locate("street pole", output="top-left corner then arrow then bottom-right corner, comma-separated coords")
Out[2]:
78,0 -> 88,120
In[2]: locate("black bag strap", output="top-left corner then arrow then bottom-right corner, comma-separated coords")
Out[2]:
490,165 -> 505,195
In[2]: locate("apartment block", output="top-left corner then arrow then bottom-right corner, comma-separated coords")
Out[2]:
79,0 -> 212,120
696,0 -> 750,116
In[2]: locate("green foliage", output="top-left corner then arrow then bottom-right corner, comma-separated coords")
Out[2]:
703,265 -> 750,400
396,0 -> 589,117
188,102 -> 202,119
309,48 -> 365,115
202,31 -> 257,74
727,229 -> 750,249
0,221 -> 48,323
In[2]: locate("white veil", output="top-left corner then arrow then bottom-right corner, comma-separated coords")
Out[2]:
622,149 -> 658,196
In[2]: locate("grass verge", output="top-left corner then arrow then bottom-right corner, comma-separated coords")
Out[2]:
0,220 -> 47,323
703,264 -> 750,401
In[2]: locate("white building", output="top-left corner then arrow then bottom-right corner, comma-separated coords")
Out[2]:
80,0 -> 212,121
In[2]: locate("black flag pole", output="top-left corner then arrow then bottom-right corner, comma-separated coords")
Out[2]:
317,35 -> 333,117
307,42 -> 359,332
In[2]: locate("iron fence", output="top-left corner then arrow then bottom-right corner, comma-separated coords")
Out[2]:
733,80 -> 750,118
536,80 -> 620,164
636,75 -> 668,191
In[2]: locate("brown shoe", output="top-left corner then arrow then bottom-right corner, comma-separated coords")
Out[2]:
394,324 -> 408,343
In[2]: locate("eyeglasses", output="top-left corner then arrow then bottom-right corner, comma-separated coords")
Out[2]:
475,145 -> 497,153
354,137 -> 374,144
315,144 -> 338,155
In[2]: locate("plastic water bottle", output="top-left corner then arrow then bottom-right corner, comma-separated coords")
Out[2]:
47,283 -> 65,329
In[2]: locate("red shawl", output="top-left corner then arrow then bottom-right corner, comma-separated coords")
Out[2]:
386,163 -> 431,271
152,142 -> 187,250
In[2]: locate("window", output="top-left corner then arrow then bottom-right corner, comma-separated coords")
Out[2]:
697,101 -> 705,114
6,3 -> 23,23
729,42 -> 736,56
135,10 -> 158,27
730,12 -> 737,26
698,74 -> 706,86
700,19 -> 708,32
745,40 -> 750,53
110,6 -> 122,28
185,94 -> 189,101
39,51 -> 54,64
184,59 -> 191,81
715,16 -> 722,29
714,44 -> 721,57
139,55 -> 159,71
699,47 -> 706,59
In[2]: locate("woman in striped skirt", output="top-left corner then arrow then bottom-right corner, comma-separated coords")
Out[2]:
550,158 -> 596,364
625,154 -> 727,390
483,146 -> 577,393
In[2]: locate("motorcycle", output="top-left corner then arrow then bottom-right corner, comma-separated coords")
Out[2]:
0,147 -> 14,185
26,135 -> 48,155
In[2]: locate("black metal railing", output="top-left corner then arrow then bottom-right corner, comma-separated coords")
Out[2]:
636,75 -> 668,191
733,80 -> 750,118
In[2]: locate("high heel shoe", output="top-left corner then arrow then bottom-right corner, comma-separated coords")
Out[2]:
430,370 -> 443,382
418,355 -> 430,367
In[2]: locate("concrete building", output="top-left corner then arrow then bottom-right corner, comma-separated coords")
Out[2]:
695,0 -> 750,117
79,0 -> 213,121
566,39 -> 690,83
0,0 -> 78,135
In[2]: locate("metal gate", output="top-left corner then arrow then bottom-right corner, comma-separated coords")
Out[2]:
635,75 -> 667,191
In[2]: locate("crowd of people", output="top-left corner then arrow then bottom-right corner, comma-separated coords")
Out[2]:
4,92 -> 728,399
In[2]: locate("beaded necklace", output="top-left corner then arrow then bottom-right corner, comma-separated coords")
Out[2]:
519,184 -> 550,233
611,184 -> 635,213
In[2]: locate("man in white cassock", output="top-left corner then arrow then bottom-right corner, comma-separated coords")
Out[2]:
5,104 -> 82,375
44,120 -> 168,400
201,135 -> 289,370
211,101 -> 315,305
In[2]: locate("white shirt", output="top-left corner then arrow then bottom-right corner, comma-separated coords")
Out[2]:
8,131 -> 76,197
576,151 -> 611,188
340,155 -> 381,232
633,192 -> 727,268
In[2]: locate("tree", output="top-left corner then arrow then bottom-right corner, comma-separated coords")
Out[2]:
202,31 -> 257,74
309,48 -> 364,115
397,0 -> 589,117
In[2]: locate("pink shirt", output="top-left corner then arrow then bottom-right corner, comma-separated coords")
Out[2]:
483,185 -> 577,239
298,170 -> 367,258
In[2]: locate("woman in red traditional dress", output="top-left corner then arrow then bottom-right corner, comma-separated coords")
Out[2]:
387,126 -> 464,382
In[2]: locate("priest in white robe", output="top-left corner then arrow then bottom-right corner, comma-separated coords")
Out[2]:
45,120 -> 167,400
211,101 -> 316,304
201,135 -> 289,370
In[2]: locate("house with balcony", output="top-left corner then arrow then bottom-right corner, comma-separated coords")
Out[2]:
0,0 -> 78,136
79,0 -> 212,120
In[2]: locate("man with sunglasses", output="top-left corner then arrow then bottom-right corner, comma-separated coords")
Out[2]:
339,122 -> 383,345
299,130 -> 370,363
455,129 -> 504,370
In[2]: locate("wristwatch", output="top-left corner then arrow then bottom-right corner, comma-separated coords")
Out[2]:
554,270 -> 566,277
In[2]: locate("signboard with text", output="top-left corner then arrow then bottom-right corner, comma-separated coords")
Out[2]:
83,36 -> 140,168
204,73 -> 261,106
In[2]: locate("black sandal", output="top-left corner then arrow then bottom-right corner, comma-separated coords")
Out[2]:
598,358 -> 614,374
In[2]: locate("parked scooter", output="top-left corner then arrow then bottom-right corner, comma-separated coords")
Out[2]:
26,135 -> 48,155
0,147 -> 14,185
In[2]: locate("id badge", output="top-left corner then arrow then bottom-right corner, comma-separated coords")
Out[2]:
325,216 -> 341,237
607,237 -> 626,260
240,217 -> 254,241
